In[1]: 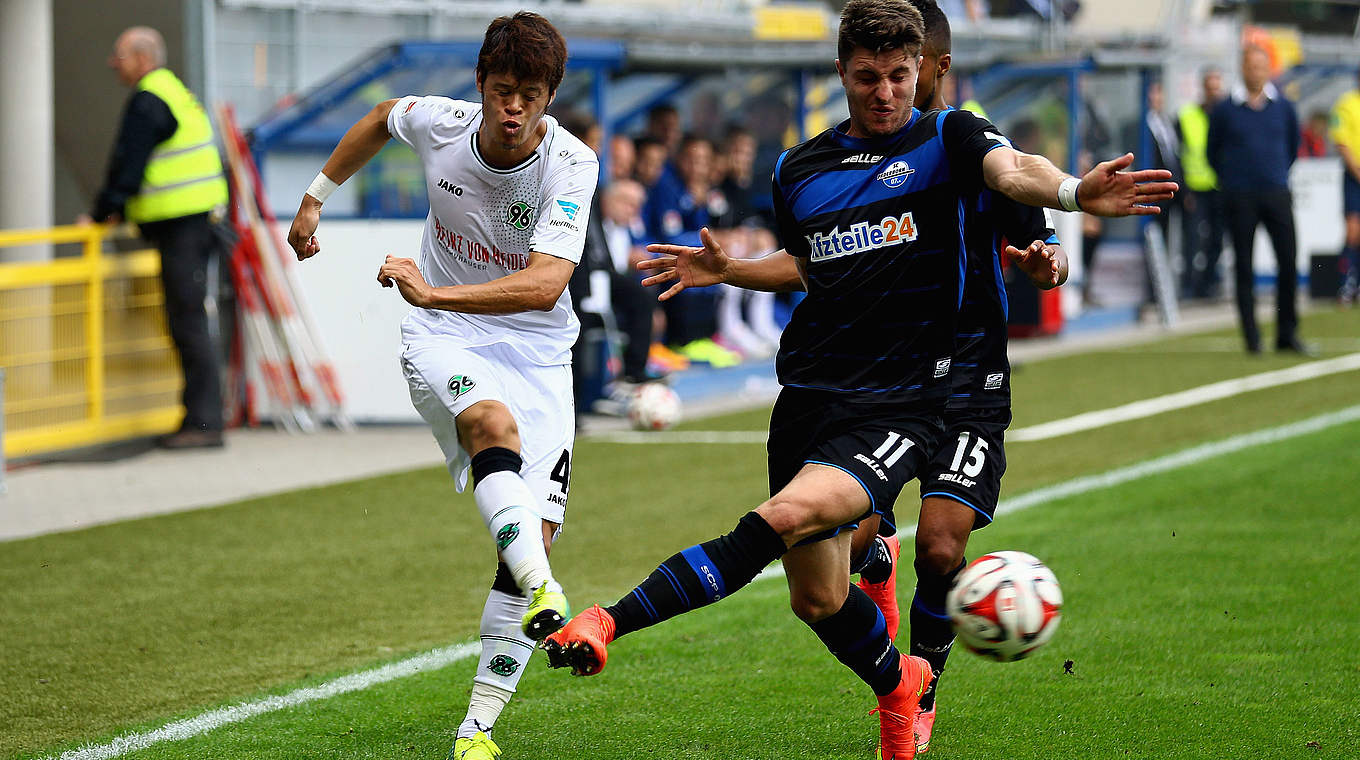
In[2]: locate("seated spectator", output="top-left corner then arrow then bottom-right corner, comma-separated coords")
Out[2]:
643,134 -> 740,367
1299,110 -> 1331,157
598,179 -> 671,384
711,126 -> 783,357
609,133 -> 635,183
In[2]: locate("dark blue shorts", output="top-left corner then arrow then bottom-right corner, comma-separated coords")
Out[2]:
766,386 -> 943,546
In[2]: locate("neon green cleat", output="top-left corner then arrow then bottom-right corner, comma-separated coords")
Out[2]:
522,584 -> 569,641
450,731 -> 501,760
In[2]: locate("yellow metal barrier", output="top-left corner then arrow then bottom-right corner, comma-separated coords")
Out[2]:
0,224 -> 182,459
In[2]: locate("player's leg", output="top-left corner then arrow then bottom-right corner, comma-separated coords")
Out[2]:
1258,190 -> 1300,348
542,463 -> 874,676
911,411 -> 1009,753
784,530 -> 932,760
849,514 -> 902,639
457,358 -> 575,755
457,399 -> 567,638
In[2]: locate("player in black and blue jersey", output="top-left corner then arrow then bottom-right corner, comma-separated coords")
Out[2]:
545,2 -> 1174,757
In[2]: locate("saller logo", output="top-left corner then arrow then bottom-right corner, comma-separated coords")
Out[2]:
934,358 -> 952,378
841,152 -> 883,164
496,523 -> 520,550
487,654 -> 520,676
806,212 -> 918,261
984,372 -> 1004,390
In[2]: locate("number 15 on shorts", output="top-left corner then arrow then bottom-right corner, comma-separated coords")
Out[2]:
948,432 -> 989,477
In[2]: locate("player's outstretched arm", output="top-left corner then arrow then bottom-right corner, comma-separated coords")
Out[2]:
378,251 -> 575,314
1005,240 -> 1069,289
288,98 -> 399,261
641,227 -> 804,301
983,148 -> 1178,218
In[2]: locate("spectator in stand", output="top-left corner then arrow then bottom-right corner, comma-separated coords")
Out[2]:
1299,110 -> 1331,158
710,126 -> 783,356
609,133 -> 636,183
1333,69 -> 1360,305
1144,79 -> 1184,302
643,104 -> 683,157
633,136 -> 670,190
599,179 -> 667,384
1209,44 -> 1310,355
644,134 -> 740,367
1178,67 -> 1226,299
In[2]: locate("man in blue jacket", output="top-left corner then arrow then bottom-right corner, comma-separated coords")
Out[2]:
1208,45 -> 1310,354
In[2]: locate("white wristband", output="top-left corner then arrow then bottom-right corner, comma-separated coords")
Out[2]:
306,172 -> 340,204
1057,176 -> 1082,213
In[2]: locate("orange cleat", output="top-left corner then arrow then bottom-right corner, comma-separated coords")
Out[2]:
870,654 -> 933,760
857,535 -> 901,639
542,604 -> 616,677
914,705 -> 936,755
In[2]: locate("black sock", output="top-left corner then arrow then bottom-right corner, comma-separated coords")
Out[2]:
853,535 -> 894,584
470,447 -> 522,486
809,584 -> 902,696
910,559 -> 965,711
606,511 -> 786,638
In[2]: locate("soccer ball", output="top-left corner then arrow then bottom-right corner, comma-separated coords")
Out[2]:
628,383 -> 681,431
946,550 -> 1063,662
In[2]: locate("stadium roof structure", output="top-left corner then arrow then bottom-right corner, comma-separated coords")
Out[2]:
250,39 -> 627,154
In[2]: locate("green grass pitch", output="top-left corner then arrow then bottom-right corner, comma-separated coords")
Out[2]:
2,308 -> 1358,759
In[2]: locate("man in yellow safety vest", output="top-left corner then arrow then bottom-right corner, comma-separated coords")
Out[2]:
88,26 -> 228,448
1177,66 -> 1226,299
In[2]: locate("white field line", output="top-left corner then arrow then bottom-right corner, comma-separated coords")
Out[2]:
591,353 -> 1360,447
50,642 -> 479,760
1008,352 -> 1360,442
46,405 -> 1360,760
591,430 -> 769,444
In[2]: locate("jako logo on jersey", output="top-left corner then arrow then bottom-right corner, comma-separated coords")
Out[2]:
806,212 -> 918,261
436,178 -> 463,197
448,374 -> 476,399
934,358 -> 952,378
496,523 -> 520,550
876,160 -> 915,188
984,372 -> 1004,390
841,152 -> 883,164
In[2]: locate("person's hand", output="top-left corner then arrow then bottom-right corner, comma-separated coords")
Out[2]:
288,196 -> 323,261
377,255 -> 432,307
1005,239 -> 1065,289
640,227 -> 731,301
75,213 -> 94,226
1077,153 -> 1178,217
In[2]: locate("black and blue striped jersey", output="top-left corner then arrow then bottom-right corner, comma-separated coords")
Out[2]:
770,107 -> 1008,407
951,186 -> 1059,409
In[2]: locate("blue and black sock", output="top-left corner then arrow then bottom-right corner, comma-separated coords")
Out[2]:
605,511 -> 786,638
910,559 -> 966,711
809,584 -> 903,696
852,535 -> 894,584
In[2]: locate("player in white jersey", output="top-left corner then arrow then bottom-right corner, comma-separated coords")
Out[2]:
286,12 -> 597,760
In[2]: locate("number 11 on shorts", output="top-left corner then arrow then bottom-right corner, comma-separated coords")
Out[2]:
872,431 -> 916,468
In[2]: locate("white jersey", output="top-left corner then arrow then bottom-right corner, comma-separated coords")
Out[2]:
387,96 -> 599,366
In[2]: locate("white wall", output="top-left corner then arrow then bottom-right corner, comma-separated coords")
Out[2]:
286,219 -> 425,422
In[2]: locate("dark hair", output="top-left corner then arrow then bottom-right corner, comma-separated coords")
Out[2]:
647,104 -> 679,120
910,0 -> 950,56
634,135 -> 666,153
680,133 -> 713,152
476,12 -> 567,92
557,109 -> 597,140
838,0 -> 925,63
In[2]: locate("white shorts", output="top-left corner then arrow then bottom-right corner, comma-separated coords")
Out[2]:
401,338 -> 575,524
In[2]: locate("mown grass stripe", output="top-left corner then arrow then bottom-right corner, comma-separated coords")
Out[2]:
45,404 -> 1360,760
